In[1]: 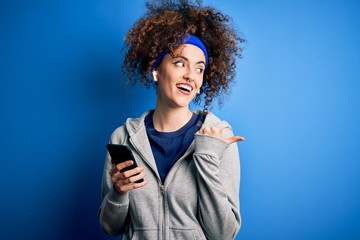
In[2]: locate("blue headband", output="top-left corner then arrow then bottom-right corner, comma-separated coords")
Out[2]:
151,34 -> 208,70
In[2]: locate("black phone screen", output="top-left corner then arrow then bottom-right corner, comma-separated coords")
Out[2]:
106,144 -> 144,183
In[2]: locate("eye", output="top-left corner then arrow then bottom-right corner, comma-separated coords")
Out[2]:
174,61 -> 185,67
196,67 -> 204,74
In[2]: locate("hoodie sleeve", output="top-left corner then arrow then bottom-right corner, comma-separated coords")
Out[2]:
98,126 -> 130,236
193,123 -> 241,240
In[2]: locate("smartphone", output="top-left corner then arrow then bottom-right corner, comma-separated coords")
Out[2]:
106,144 -> 144,183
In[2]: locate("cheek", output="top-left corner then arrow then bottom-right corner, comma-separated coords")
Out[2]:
157,75 -> 175,93
158,71 -> 176,83
197,77 -> 204,87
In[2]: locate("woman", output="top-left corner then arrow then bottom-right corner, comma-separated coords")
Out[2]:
98,0 -> 245,239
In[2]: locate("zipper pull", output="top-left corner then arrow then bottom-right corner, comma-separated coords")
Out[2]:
160,185 -> 165,195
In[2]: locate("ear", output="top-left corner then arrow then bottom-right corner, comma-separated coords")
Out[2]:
152,71 -> 158,82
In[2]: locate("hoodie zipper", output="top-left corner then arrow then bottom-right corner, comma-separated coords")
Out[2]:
158,147 -> 194,240
160,184 -> 166,240
129,138 -> 166,239
129,138 -> 195,240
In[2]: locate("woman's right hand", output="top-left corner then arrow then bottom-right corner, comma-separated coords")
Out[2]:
109,160 -> 148,194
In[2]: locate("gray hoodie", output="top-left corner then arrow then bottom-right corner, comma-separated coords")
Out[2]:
98,110 -> 241,240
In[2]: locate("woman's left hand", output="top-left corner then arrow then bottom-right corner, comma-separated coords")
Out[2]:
197,127 -> 245,144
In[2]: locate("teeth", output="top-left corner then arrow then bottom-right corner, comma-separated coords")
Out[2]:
176,84 -> 192,92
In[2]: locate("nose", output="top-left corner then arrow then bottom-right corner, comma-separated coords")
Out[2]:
184,68 -> 196,83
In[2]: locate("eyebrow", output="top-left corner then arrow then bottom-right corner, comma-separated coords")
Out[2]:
172,55 -> 206,66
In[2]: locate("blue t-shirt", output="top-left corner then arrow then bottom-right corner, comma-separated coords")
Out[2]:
145,111 -> 204,183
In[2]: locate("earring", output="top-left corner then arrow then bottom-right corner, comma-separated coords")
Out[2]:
197,89 -> 200,94
152,71 -> 158,82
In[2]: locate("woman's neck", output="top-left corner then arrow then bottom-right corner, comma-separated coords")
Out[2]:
152,105 -> 193,132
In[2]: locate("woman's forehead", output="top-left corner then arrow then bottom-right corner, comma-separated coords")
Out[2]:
172,44 -> 206,62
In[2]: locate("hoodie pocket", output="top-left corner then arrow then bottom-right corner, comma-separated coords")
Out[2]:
170,228 -> 204,240
123,230 -> 158,240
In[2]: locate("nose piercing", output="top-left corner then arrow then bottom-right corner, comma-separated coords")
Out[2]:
186,77 -> 194,83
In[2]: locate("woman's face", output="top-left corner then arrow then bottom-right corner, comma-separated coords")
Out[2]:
155,44 -> 206,109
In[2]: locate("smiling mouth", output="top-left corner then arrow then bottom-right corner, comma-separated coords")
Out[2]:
176,84 -> 193,93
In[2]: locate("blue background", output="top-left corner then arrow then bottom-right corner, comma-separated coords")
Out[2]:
1,0 -> 360,239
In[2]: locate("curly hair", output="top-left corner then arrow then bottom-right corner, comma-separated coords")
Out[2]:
122,0 -> 245,109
